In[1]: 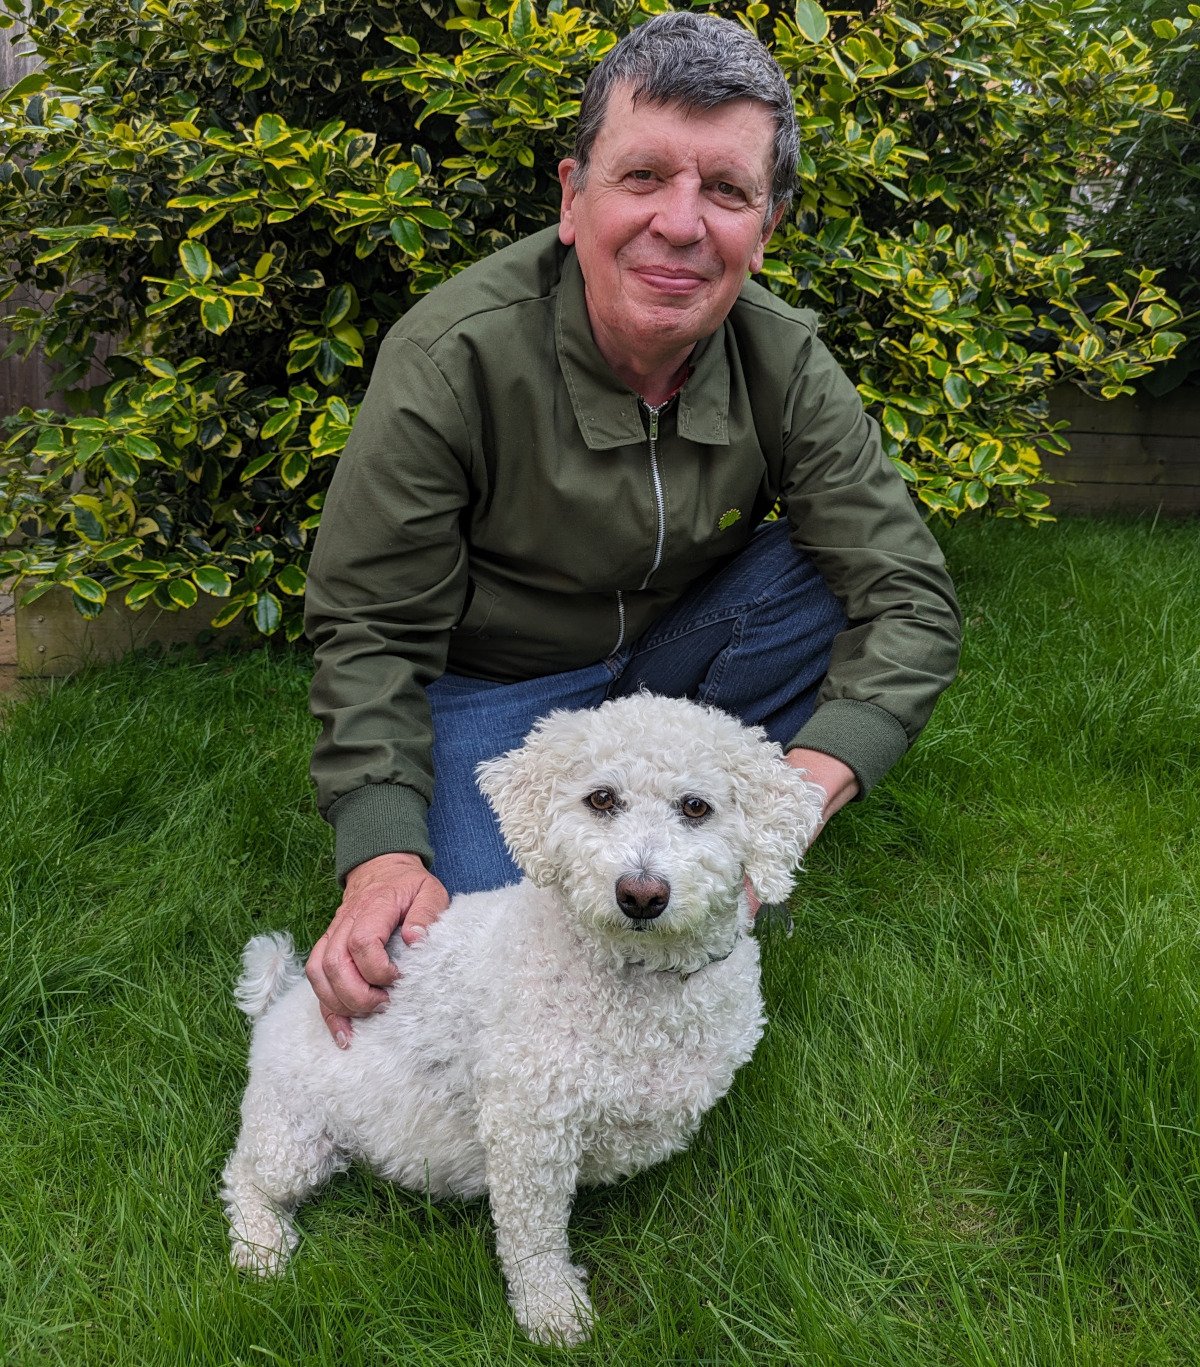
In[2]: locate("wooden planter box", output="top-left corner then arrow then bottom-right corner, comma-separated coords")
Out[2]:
1045,384 -> 1200,516
14,586 -> 251,678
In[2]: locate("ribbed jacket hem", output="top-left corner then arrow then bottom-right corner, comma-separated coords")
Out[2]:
787,699 -> 911,798
328,784 -> 433,886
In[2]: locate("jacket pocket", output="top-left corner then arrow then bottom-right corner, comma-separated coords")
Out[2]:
452,578 -> 497,638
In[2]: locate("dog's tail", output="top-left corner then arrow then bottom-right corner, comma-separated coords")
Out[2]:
234,932 -> 305,1020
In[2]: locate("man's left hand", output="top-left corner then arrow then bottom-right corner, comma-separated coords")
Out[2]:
745,748 -> 859,916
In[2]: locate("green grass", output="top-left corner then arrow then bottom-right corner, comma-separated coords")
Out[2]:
2,516 -> 1199,1366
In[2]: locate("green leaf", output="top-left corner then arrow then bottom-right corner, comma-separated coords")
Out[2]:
71,593 -> 105,621
254,113 -> 288,145
943,374 -> 972,410
210,597 -> 249,629
403,205 -> 452,230
105,447 -> 141,483
167,578 -> 198,609
179,239 -> 214,283
275,563 -> 307,595
511,0 -> 534,39
6,72 -> 49,100
71,505 -> 106,541
247,550 -> 275,588
794,0 -> 829,43
193,566 -> 232,597
260,405 -> 300,440
869,130 -> 896,166
384,166 -> 420,198
125,435 -> 161,461
1142,304 -> 1179,328
125,581 -> 161,609
880,406 -> 909,441
322,284 -> 354,327
240,451 -> 275,481
254,591 -> 282,634
279,448 -> 311,488
201,296 -> 235,334
390,217 -> 424,254
68,575 -> 106,605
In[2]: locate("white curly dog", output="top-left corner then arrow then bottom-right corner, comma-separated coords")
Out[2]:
222,693 -> 824,1344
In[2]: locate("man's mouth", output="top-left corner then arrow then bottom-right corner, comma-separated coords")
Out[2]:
633,267 -> 708,294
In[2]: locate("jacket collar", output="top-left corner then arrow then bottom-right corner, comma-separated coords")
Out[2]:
555,247 -> 731,451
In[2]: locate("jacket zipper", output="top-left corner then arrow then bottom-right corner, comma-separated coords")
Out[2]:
612,399 -> 669,656
639,402 -> 668,590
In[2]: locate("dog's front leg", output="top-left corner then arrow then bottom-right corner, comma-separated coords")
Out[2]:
479,1096 -> 592,1346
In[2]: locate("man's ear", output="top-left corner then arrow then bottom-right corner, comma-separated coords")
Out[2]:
558,159 -> 579,246
749,201 -> 788,274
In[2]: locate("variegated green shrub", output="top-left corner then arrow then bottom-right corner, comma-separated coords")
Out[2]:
0,0 -> 1188,633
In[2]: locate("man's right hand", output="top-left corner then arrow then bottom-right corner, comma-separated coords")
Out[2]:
305,851 -> 450,1049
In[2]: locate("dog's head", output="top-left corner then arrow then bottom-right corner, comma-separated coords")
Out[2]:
476,695 -> 826,967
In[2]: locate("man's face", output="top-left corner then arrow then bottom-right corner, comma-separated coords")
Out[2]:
558,86 -> 784,379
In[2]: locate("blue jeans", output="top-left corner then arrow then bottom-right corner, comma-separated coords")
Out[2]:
425,519 -> 846,893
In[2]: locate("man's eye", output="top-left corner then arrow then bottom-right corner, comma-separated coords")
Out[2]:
628,169 -> 656,183
679,796 -> 711,821
713,181 -> 744,199
586,789 -> 619,813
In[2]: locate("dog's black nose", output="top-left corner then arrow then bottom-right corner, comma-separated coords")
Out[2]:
615,874 -> 671,921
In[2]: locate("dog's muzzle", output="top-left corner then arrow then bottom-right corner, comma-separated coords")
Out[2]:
615,874 -> 671,922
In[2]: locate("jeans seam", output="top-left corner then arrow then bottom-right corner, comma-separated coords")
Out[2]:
626,598 -> 761,655
699,615 -> 743,705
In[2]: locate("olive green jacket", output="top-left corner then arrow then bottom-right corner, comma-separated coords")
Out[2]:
306,227 -> 961,881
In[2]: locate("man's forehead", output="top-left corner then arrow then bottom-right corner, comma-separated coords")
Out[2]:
595,87 -> 774,176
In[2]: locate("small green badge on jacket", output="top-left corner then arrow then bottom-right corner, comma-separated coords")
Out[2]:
718,508 -> 742,531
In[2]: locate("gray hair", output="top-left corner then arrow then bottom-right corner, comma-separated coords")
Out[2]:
569,11 -> 799,223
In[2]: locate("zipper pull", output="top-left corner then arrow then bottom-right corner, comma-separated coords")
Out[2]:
647,405 -> 660,441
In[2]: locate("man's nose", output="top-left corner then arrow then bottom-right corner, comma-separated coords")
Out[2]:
650,183 -> 705,247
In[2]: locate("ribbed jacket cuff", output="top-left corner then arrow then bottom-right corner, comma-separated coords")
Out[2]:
327,784 -> 434,886
787,699 -> 911,799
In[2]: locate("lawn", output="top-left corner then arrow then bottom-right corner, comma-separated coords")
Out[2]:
2,516 -> 1198,1366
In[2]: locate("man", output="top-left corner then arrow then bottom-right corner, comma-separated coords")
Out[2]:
303,12 -> 961,1046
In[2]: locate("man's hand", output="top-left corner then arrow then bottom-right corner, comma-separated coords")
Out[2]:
785,747 -> 859,835
306,852 -> 450,1049
745,749 -> 859,917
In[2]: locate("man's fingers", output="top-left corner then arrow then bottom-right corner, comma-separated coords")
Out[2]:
321,1006 -> 354,1050
400,902 -> 440,944
344,918 -> 401,988
305,940 -> 356,1046
400,879 -> 450,945
307,926 -> 389,1037
323,937 -> 393,1014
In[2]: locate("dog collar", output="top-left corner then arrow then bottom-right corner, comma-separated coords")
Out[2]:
629,931 -> 743,981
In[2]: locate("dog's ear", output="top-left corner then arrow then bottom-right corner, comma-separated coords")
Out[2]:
475,712 -> 581,886
727,742 -> 827,905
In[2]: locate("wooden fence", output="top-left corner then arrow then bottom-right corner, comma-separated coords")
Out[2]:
1046,384 -> 1200,517
1,16 -> 56,412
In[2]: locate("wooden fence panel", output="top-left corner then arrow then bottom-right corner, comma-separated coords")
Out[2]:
1045,385 -> 1200,517
1,13 -> 59,415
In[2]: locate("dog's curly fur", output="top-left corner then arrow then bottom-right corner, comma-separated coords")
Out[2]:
222,694 -> 824,1344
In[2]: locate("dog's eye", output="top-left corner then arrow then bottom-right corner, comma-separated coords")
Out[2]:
585,789 -> 619,814
679,796 -> 711,821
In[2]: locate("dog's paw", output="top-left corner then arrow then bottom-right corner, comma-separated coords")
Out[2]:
228,1218 -> 296,1278
514,1265 -> 593,1346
